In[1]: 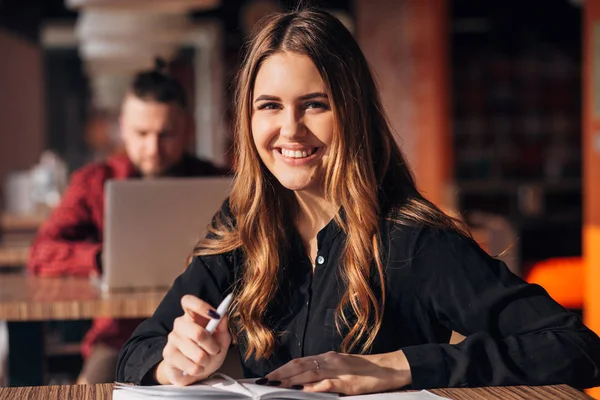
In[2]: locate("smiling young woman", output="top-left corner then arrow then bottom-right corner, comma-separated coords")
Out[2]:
116,8 -> 600,395
251,51 -> 334,194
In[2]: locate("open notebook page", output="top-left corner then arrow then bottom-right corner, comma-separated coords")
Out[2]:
114,374 -> 338,400
114,374 -> 448,400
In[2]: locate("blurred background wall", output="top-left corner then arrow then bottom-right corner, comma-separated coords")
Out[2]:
0,0 -> 45,210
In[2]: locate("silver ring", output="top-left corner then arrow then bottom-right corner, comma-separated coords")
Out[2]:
313,360 -> 320,370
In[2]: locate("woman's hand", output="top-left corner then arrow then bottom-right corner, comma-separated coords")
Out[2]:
265,350 -> 412,395
155,295 -> 232,386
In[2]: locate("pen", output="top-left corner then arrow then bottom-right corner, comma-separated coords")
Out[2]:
205,293 -> 234,334
182,293 -> 234,376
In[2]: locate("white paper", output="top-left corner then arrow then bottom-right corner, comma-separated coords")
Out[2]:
345,391 -> 449,400
114,374 -> 338,400
113,375 -> 447,400
207,377 -> 338,400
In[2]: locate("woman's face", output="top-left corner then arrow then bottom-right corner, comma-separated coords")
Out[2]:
251,51 -> 334,194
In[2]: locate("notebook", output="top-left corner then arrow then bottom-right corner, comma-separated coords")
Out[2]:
113,373 -> 448,400
100,177 -> 232,292
113,374 -> 338,400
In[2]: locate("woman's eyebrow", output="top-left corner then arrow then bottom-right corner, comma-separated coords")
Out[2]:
298,92 -> 328,100
254,92 -> 329,103
254,95 -> 280,102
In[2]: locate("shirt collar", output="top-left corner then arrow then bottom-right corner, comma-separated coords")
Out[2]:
316,208 -> 345,246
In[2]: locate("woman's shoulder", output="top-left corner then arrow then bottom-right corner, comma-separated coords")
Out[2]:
382,213 -> 448,243
383,214 -> 478,262
384,212 -> 500,282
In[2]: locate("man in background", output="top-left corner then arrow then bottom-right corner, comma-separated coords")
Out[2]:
28,64 -> 223,383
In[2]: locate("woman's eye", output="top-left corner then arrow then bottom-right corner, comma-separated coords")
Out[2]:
304,101 -> 329,110
257,102 -> 280,110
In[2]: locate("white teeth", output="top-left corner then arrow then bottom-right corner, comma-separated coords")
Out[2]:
280,148 -> 316,159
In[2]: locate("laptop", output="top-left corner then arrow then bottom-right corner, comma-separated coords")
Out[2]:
100,177 -> 232,292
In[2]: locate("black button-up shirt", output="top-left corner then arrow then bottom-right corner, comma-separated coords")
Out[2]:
117,202 -> 600,389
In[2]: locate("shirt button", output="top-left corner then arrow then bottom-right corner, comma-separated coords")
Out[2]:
317,256 -> 325,265
306,301 -> 309,307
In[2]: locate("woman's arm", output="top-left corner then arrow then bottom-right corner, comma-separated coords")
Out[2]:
403,228 -> 600,389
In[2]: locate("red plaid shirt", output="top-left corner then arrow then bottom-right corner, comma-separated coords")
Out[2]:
28,153 -> 221,358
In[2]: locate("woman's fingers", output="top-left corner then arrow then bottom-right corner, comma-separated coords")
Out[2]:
161,295 -> 233,386
167,369 -> 200,386
282,368 -> 328,387
303,378 -> 342,393
268,352 -> 337,382
212,315 -> 232,350
266,357 -> 308,381
266,359 -> 341,393
159,362 -> 200,386
181,295 -> 220,324
168,331 -> 211,367
266,351 -> 412,395
165,363 -> 204,386
163,341 -> 206,378
172,316 -> 221,355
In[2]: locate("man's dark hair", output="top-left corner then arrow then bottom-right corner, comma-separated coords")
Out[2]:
129,58 -> 187,109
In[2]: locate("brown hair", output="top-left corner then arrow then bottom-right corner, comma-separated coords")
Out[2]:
193,9 -> 467,360
129,57 -> 187,109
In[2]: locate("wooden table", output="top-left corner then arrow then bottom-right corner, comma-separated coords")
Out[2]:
0,383 -> 592,400
0,273 -> 167,321
0,212 -> 46,268
0,244 -> 29,268
0,213 -> 47,232
1,273 -> 167,386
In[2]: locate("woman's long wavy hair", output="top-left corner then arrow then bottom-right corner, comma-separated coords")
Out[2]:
193,9 -> 467,360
